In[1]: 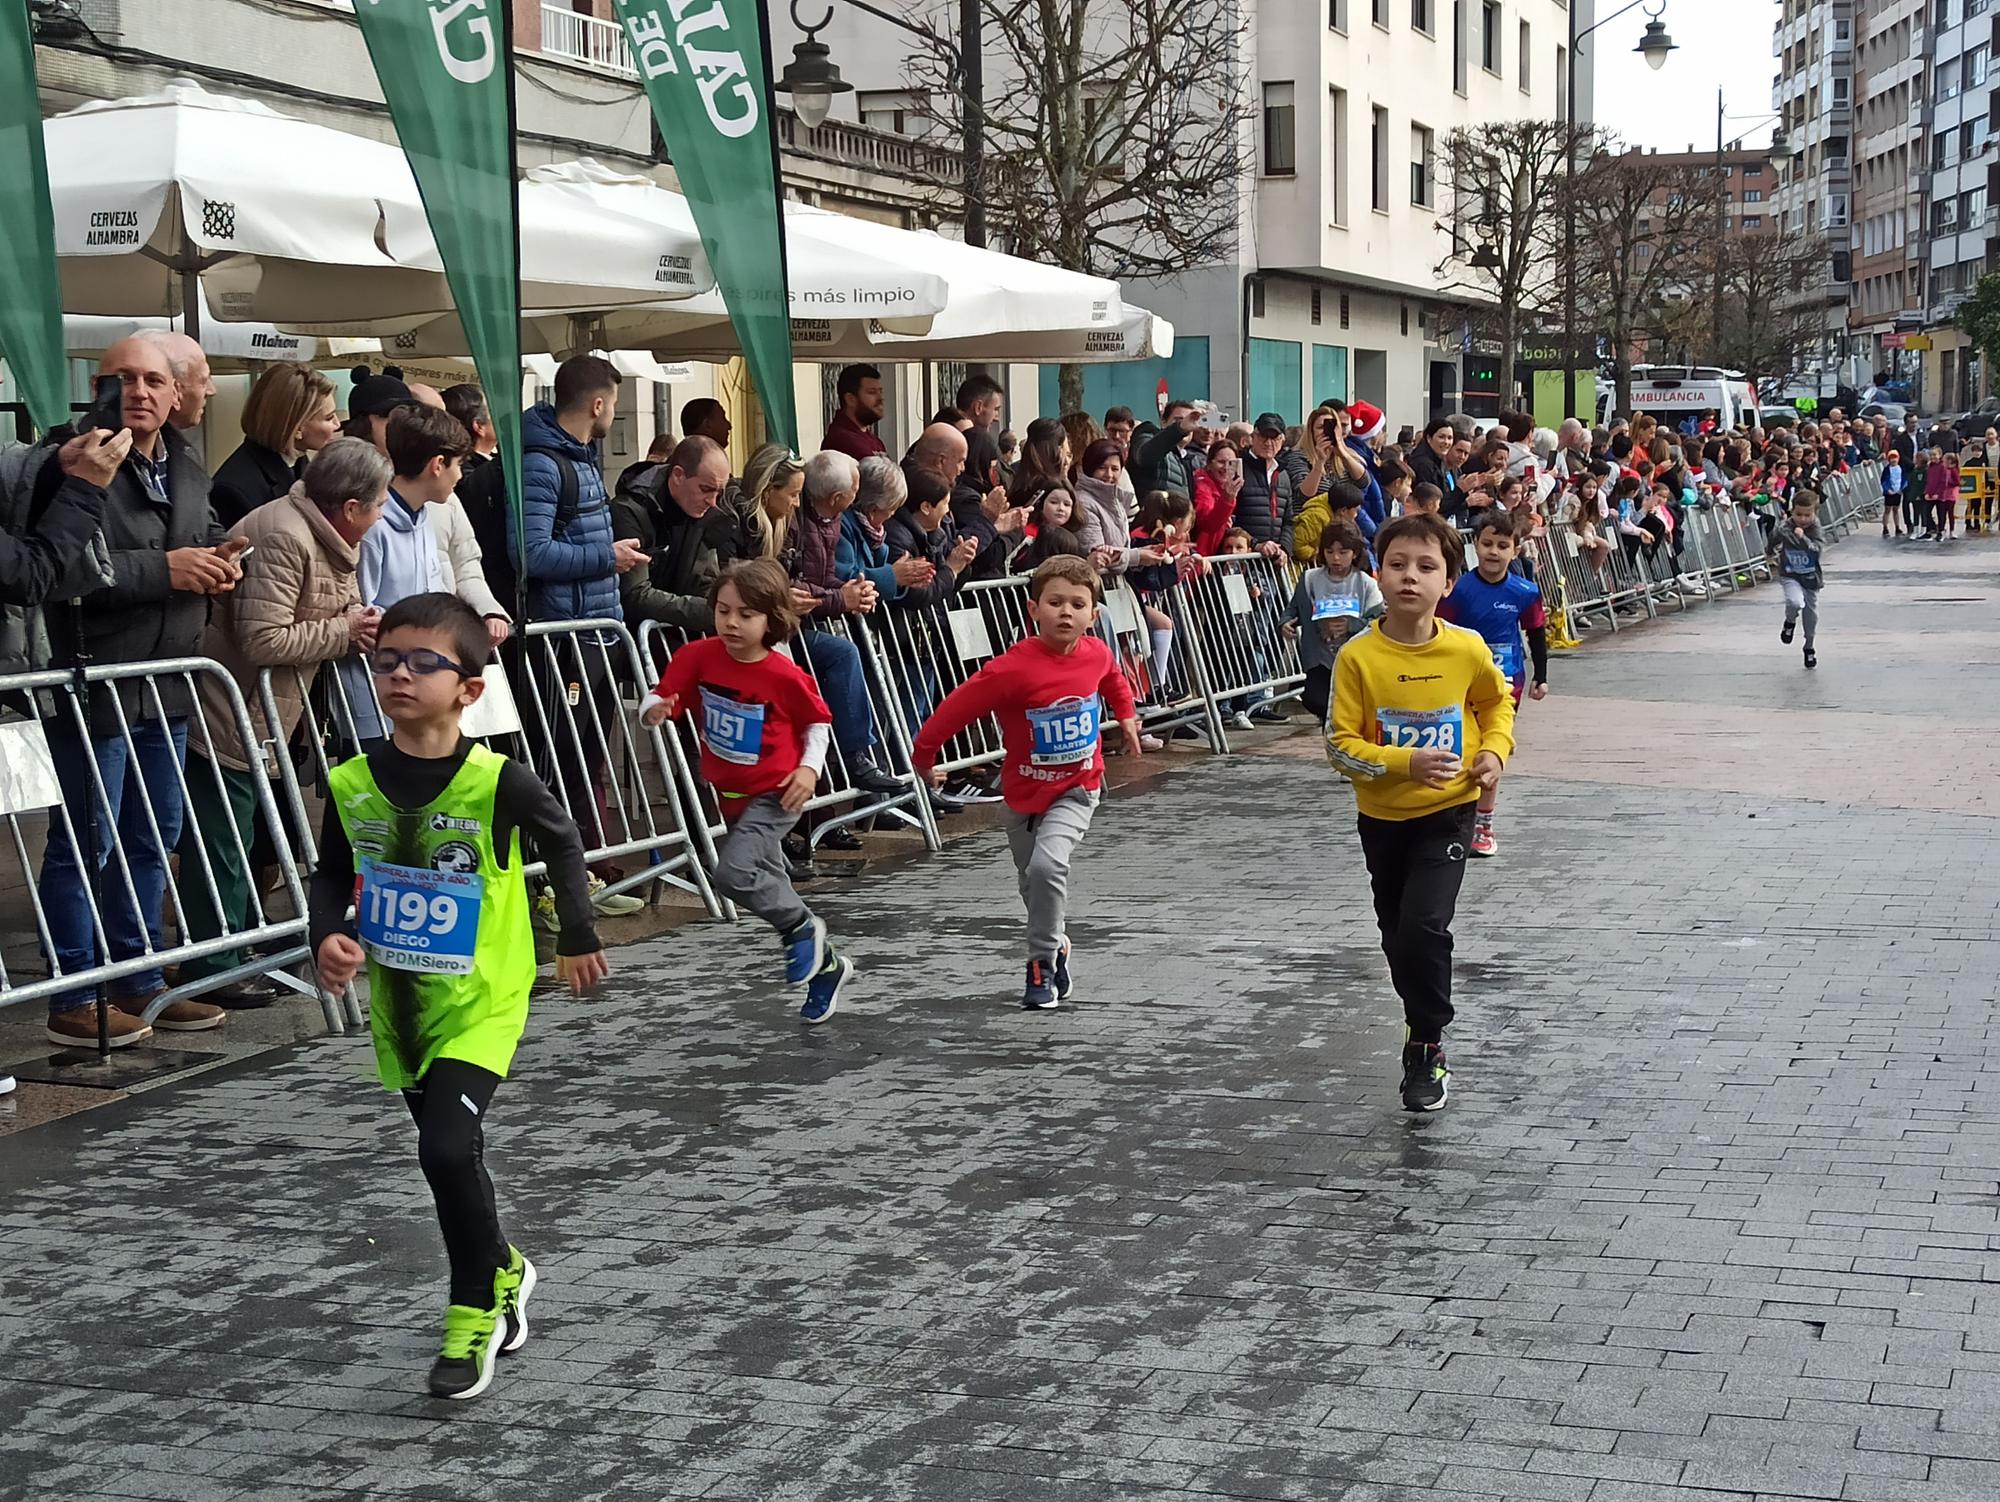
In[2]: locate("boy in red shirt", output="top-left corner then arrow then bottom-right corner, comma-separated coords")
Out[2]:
912,556 -> 1142,1009
640,559 -> 852,1023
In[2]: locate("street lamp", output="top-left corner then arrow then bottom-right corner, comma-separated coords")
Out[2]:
775,0 -> 986,248
775,11 -> 851,129
1563,0 -> 1675,422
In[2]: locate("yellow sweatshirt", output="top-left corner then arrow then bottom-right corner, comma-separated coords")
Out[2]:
1327,618 -> 1516,820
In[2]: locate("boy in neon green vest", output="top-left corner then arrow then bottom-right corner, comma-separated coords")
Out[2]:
312,592 -> 608,1400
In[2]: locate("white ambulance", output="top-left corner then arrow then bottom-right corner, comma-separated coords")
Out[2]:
1597,366 -> 1760,431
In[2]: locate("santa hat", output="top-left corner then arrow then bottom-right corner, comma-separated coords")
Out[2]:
1348,400 -> 1386,440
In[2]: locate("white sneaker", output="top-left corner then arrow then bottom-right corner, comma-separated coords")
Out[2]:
1139,733 -> 1165,752
0,1075 -> 14,1096
588,874 -> 646,916
1228,711 -> 1255,732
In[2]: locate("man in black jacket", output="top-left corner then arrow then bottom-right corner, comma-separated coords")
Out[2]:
37,336 -> 244,1048
1133,400 -> 1199,500
612,435 -> 724,637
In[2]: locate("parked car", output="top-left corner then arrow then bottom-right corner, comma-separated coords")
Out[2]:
1757,405 -> 1800,429
1942,396 -> 2000,436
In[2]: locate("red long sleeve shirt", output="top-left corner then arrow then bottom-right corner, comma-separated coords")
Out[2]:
912,635 -> 1138,814
651,637 -> 831,813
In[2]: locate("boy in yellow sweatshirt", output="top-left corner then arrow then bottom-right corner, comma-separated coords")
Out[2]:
1326,513 -> 1515,1112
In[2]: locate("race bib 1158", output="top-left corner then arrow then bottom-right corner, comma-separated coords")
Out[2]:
1027,695 -> 1101,766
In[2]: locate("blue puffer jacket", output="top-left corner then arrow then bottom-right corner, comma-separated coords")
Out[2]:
836,508 -> 903,601
508,403 -> 618,624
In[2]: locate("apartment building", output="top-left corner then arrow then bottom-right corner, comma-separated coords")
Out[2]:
1848,0 -> 1927,387
1772,0 -> 1859,394
770,0 -> 1587,425
1920,0 -> 1997,409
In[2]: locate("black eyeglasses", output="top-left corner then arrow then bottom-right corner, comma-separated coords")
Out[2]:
367,647 -> 473,678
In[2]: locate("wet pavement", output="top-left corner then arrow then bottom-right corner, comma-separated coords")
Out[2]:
5,531 -> 2000,1501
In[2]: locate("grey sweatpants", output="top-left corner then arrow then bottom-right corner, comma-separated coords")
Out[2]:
1780,577 -> 1819,647
712,793 -> 812,936
1002,787 -> 1098,961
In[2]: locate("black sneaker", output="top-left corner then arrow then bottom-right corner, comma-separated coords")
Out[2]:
496,1247 -> 536,1355
1803,646 -> 1817,670
1400,1042 -> 1450,1113
819,826 -> 864,853
428,1300 -> 504,1399
1052,936 -> 1074,1001
781,833 -> 816,882
849,759 -> 905,797
1780,620 -> 1795,644
1022,958 -> 1057,1010
927,786 -> 969,817
1250,705 -> 1290,725
945,774 -> 1004,804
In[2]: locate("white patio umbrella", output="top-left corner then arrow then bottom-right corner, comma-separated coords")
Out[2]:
64,309 -> 324,367
46,83 -> 714,335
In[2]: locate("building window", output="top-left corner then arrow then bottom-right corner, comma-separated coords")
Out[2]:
1743,161 -> 1761,176
1263,82 -> 1297,175
1340,293 -> 1352,329
1971,44 -> 1990,87
1413,0 -> 1433,31
1312,288 -> 1324,324
1373,0 -> 1388,28
1372,106 -> 1390,211
1411,123 -> 1435,207
1554,44 -> 1566,117
1401,304 -> 1410,335
1744,188 -> 1762,202
1329,0 -> 1347,29
1481,0 -> 1502,73
1454,0 -> 1468,92
1518,19 -> 1531,90
1329,86 -> 1349,225
857,90 -> 915,135
1745,215 -> 1763,227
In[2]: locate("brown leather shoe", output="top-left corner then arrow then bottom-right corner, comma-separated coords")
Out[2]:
148,996 -> 226,1032
45,1005 -> 152,1048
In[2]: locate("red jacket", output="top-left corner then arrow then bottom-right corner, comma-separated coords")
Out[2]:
1192,471 -> 1234,556
912,635 -> 1138,814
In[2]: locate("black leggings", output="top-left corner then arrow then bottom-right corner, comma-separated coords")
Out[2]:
403,1058 -> 507,1308
1357,803 -> 1476,1045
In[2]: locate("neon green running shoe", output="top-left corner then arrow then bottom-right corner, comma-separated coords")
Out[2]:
428,1300 -> 503,1400
495,1245 -> 537,1355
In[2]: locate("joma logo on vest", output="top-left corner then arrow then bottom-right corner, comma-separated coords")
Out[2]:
365,0 -> 495,84
624,0 -> 759,139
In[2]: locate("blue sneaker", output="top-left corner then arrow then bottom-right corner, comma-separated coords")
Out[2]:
782,915 -> 827,986
1022,957 -> 1057,1010
1052,936 -> 1074,1002
801,953 -> 852,1024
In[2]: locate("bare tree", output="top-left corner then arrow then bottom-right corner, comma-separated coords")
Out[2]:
898,0 -> 1252,412
1568,148 -> 1718,415
1691,232 -> 1832,396
1432,120 -> 1591,401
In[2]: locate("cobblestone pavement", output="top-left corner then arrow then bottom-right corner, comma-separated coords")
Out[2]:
5,533 -> 2000,1502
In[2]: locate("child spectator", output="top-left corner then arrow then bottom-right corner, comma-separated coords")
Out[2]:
310,592 -> 608,1400
1768,492 -> 1824,669
1438,511 -> 1549,857
1014,479 -> 1090,573
1881,449 -> 1905,538
911,556 -> 1142,1010
1217,527 -> 1286,730
1924,446 -> 1960,540
1325,514 -> 1514,1112
1407,482 -> 1443,516
640,559 -> 853,1021
1280,520 -> 1383,723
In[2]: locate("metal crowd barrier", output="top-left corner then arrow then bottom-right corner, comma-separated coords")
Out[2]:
264,618 -> 727,925
1169,553 -> 1305,753
636,612 -> 940,859
0,658 -> 333,1030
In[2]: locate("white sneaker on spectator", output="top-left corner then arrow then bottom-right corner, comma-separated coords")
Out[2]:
1139,733 -> 1165,752
588,875 -> 646,917
1228,711 -> 1255,732
0,1075 -> 14,1096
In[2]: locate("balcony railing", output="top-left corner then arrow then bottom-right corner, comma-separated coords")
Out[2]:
775,111 -> 964,184
540,4 -> 636,77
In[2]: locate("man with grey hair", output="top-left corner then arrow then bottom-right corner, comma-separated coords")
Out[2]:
1553,417 -> 1590,479
139,330 -> 214,433
788,447 -> 901,797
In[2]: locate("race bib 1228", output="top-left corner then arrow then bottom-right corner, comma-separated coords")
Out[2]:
1376,705 -> 1463,753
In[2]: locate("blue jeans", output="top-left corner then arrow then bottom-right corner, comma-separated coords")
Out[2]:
796,629 -> 878,763
38,718 -> 191,1014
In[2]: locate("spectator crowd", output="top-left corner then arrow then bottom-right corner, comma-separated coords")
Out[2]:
0,334 -> 1927,1064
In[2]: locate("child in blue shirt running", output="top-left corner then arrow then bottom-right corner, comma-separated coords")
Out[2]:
1437,510 -> 1547,858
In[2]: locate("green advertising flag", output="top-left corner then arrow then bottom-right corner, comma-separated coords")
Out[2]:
351,0 -> 527,600
0,0 -> 70,434
612,0 -> 797,449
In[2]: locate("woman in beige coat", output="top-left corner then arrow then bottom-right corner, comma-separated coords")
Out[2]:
180,439 -> 392,1003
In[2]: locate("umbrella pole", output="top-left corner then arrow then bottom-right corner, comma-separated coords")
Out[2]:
179,268 -> 202,344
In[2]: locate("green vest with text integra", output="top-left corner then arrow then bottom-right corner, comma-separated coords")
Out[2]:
328,744 -> 535,1091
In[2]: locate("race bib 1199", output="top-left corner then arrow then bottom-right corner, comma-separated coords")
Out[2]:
1376,705 -> 1463,754
357,858 -> 482,975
